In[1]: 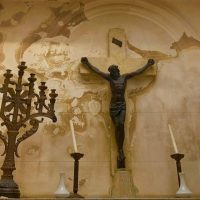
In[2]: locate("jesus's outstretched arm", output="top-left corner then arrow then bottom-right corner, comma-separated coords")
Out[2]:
81,57 -> 109,80
124,59 -> 155,80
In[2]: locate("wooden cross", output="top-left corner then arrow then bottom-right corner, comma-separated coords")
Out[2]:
80,28 -> 156,76
80,27 -> 157,171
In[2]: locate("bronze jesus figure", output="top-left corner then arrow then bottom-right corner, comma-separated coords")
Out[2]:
81,57 -> 155,168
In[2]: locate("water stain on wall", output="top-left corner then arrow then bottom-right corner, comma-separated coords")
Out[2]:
171,32 -> 200,56
127,40 -> 172,60
0,11 -> 27,27
16,1 -> 87,62
128,32 -> 200,61
0,32 -> 5,63
0,1 -> 30,27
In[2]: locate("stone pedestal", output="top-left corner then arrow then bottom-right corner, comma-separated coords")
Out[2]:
111,169 -> 135,198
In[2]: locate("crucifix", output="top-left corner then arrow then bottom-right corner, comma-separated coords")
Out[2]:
80,28 -> 156,169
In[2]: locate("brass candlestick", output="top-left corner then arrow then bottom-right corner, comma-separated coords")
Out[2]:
0,61 -> 57,197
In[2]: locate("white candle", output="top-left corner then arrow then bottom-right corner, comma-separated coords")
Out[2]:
69,120 -> 78,152
168,124 -> 178,153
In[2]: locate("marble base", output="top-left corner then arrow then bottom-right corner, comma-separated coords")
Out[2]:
111,169 -> 135,198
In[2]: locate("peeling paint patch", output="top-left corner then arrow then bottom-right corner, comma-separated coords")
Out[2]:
0,32 -> 5,63
16,2 -> 87,62
127,41 -> 172,60
0,2 -> 30,27
171,32 -> 200,55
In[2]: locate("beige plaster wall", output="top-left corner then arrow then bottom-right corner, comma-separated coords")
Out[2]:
0,0 -> 200,197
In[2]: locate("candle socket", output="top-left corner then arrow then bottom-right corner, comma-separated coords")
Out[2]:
171,153 -> 184,186
69,152 -> 84,198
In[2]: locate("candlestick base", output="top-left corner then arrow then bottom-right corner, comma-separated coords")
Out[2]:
176,172 -> 192,197
68,192 -> 84,198
54,173 -> 70,198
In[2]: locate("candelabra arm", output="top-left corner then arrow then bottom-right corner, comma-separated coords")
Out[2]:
0,114 -> 5,123
21,112 -> 56,125
29,113 -> 57,122
14,118 -> 43,157
0,131 -> 7,156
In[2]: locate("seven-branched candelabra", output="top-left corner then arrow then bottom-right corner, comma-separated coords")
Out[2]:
0,61 -> 57,197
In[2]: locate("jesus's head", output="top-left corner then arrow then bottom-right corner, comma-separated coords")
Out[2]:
108,65 -> 120,79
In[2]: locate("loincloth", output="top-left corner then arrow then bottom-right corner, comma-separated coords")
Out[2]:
110,102 -> 126,117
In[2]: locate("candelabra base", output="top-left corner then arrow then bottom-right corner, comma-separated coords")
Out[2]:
68,193 -> 84,198
0,179 -> 20,198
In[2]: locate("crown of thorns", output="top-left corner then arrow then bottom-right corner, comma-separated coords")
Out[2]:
108,65 -> 119,72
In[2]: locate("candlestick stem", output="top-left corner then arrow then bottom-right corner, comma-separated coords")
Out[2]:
69,152 -> 84,198
171,153 -> 184,186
